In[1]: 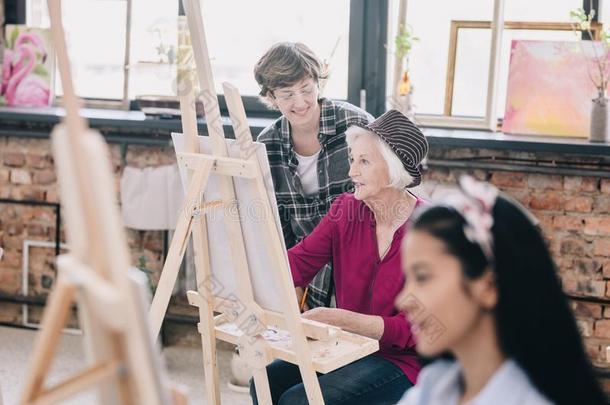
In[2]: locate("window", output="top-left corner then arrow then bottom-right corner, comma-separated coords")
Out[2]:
28,0 -> 128,101
128,0 -> 179,99
198,0 -> 350,101
26,0 -> 370,116
388,0 -> 592,130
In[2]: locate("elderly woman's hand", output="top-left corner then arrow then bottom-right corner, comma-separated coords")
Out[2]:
301,307 -> 342,326
302,308 -> 385,340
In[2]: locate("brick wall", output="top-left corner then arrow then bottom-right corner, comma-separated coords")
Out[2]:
421,146 -> 610,373
1,135 -> 609,375
0,136 -> 171,324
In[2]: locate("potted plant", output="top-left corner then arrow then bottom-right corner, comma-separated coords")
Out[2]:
570,6 -> 610,142
389,22 -> 418,118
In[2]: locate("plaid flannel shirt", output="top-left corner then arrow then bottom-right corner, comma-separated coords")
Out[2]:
257,98 -> 373,308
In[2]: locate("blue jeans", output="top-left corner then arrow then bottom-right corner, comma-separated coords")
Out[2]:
249,355 -> 413,405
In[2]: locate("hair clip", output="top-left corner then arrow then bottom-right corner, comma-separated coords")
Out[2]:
444,175 -> 499,262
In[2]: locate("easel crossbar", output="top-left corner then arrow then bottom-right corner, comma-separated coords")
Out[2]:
30,361 -> 122,405
177,153 -> 258,179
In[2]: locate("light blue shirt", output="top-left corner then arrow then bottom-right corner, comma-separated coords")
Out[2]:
397,359 -> 554,405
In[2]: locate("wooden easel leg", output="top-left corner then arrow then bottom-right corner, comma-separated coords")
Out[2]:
297,359 -> 324,405
192,216 -> 221,405
149,160 -> 213,338
252,369 -> 272,405
236,335 -> 273,405
19,277 -> 77,404
249,173 -> 325,405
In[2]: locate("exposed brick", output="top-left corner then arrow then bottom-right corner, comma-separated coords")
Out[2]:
585,280 -> 607,298
528,174 -> 563,190
604,306 -> 610,318
594,239 -> 610,257
602,179 -> 610,194
143,232 -> 163,252
564,196 -> 593,212
572,301 -> 603,318
490,172 -> 526,188
603,260 -> 610,278
530,192 -> 563,211
13,186 -> 46,201
0,251 -> 21,268
573,258 -> 602,276
559,257 -> 574,270
585,218 -> 610,236
577,318 -> 594,337
565,176 -> 599,192
534,213 -> 554,233
425,168 -> 452,183
0,267 -> 20,294
19,207 -> 39,222
0,303 -> 20,323
593,195 -> 610,214
10,169 -> 31,184
0,169 -> 9,183
564,176 -> 581,191
26,154 -> 52,170
27,207 -> 55,223
32,170 -> 56,185
595,319 -> 610,338
553,215 -> 584,231
5,223 -> 24,236
505,189 -> 532,208
561,274 -> 606,297
125,145 -> 176,168
560,238 -> 586,256
3,152 -> 25,167
3,235 -> 23,250
46,188 -> 59,203
27,224 -> 48,237
581,177 -> 600,192
582,338 -> 603,361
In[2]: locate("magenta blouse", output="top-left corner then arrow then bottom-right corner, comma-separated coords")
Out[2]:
288,192 -> 423,384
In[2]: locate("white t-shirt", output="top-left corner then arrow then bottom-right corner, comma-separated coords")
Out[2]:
398,359 -> 553,405
295,149 -> 321,196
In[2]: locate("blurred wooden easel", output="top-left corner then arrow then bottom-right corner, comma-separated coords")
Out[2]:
19,1 -> 185,404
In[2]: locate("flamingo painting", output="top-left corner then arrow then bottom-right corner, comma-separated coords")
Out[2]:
1,27 -> 52,107
5,44 -> 51,106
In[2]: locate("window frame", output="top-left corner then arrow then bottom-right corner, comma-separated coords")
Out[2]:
49,0 -> 388,118
411,0 -> 601,131
412,0 -> 505,131
443,20 -> 603,117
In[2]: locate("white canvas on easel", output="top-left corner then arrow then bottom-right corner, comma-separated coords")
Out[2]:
172,133 -> 285,313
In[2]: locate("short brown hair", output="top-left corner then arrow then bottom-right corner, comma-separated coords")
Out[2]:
254,42 -> 327,108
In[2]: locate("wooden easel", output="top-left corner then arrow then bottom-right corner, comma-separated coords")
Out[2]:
148,1 -> 379,404
19,1 -> 183,404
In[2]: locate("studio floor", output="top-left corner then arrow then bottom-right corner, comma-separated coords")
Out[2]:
0,325 -> 251,404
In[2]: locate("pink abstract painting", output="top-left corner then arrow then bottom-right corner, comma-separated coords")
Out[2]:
502,40 -> 608,138
1,25 -> 54,107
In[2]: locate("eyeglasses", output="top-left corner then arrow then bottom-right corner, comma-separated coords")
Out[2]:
273,83 -> 318,103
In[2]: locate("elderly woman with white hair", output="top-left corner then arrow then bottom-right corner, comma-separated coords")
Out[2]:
250,110 -> 428,405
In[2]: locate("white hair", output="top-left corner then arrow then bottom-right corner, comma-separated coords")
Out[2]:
345,126 -> 414,190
